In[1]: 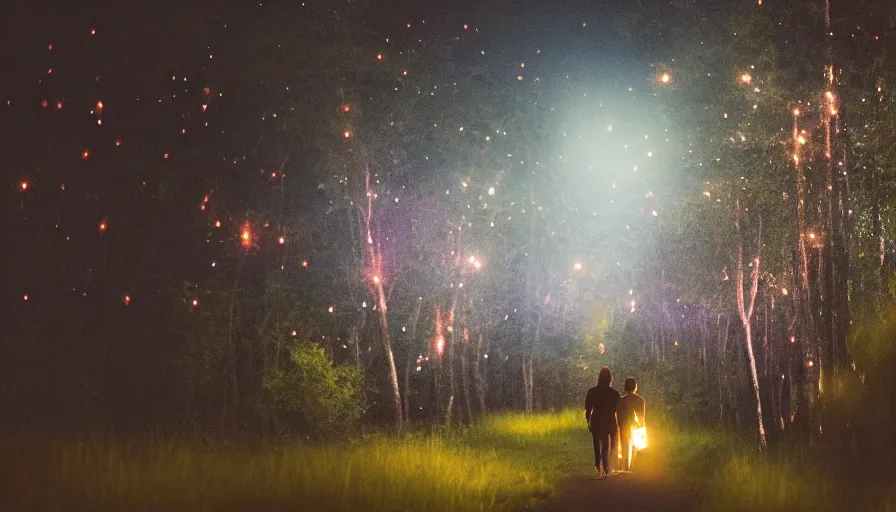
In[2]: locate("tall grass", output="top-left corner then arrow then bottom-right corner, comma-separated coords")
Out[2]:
668,426 -> 847,511
0,410 -> 588,511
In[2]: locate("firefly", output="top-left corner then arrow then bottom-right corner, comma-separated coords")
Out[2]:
328,306 -> 334,313
344,130 -> 351,138
781,287 -> 789,296
56,101 -> 63,109
98,220 -> 107,233
373,275 -> 381,284
241,225 -> 252,248
487,186 -> 495,196
798,135 -> 806,145
793,108 -> 800,117
192,299 -> 199,307
302,260 -> 308,268
123,295 -> 131,305
96,100 -> 104,112
278,236 -> 285,245
343,104 -> 351,112
377,53 -> 383,60
115,139 -> 121,146
19,180 -> 28,191
215,220 -> 221,228
23,294 -> 29,301
660,72 -> 671,84
740,73 -> 752,84
573,262 -> 583,271
808,232 -> 816,240
473,260 -> 482,270
41,100 -> 48,108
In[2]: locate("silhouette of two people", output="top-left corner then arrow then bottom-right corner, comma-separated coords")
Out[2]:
585,367 -> 646,477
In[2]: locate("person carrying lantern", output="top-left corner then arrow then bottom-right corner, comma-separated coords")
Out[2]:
617,376 -> 646,472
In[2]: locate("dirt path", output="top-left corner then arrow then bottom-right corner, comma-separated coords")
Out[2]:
529,448 -> 702,512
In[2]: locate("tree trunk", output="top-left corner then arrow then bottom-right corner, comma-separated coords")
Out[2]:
734,199 -> 768,449
473,333 -> 488,415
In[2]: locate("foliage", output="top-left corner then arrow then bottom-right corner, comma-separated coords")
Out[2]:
263,342 -> 362,439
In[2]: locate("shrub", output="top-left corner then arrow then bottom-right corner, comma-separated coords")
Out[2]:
263,341 -> 362,439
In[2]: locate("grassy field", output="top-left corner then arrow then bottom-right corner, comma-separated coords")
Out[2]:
0,410 -> 588,512
2,410 -> 873,511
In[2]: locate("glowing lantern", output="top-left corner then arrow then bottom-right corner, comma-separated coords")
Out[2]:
631,426 -> 648,451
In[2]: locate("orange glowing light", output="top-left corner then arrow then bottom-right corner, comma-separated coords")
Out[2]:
793,108 -> 800,116
302,260 -> 308,268
435,337 -> 445,354
659,72 -> 671,84
41,100 -> 48,108
19,181 -> 28,191
96,100 -> 104,111
123,295 -> 131,305
373,276 -> 381,285
376,53 -> 383,60
98,221 -> 107,233
573,262 -> 583,271
781,287 -> 789,296
808,360 -> 814,367
797,135 -> 806,145
201,104 -> 208,112
56,101 -> 63,109
203,87 -> 211,95
23,294 -> 29,301
192,299 -> 199,307
343,104 -> 351,112
473,260 -> 482,270
215,220 -> 221,228
468,255 -> 476,264
241,226 -> 252,248
808,232 -> 816,240
344,130 -> 351,138
163,153 -> 169,159
328,306 -> 334,313
740,73 -> 752,84
278,236 -> 286,245
90,28 -> 96,35
81,149 -> 90,160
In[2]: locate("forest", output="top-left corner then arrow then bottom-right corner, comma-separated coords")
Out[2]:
3,0 -> 896,509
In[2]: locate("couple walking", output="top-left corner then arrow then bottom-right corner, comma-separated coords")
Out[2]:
584,366 -> 645,478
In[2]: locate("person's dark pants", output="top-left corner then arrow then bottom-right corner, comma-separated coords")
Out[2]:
591,430 -> 612,474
